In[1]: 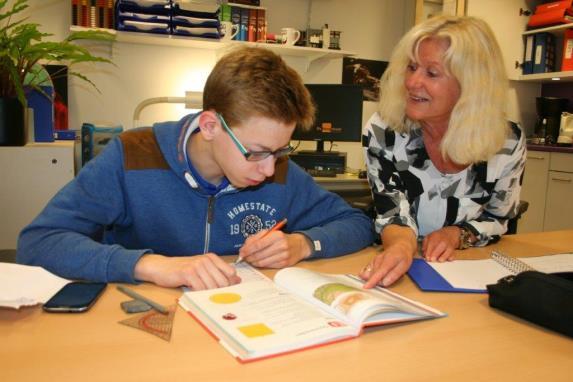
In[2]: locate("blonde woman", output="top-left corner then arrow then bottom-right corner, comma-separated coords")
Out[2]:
360,16 -> 526,288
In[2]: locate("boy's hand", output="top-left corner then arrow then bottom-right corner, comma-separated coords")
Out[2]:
134,253 -> 241,290
238,231 -> 312,269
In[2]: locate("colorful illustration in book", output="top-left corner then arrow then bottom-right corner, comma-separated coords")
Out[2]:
209,293 -> 242,304
313,283 -> 371,314
223,313 -> 237,320
238,323 -> 274,338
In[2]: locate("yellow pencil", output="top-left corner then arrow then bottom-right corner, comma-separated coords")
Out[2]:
235,218 -> 288,264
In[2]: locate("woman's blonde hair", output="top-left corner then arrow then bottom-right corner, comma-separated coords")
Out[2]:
378,15 -> 508,164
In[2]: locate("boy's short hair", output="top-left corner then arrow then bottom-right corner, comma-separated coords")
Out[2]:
203,46 -> 315,130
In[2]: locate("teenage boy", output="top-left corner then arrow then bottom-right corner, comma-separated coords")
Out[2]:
17,47 -> 374,290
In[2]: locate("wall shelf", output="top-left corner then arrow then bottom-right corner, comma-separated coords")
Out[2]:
518,71 -> 573,82
71,26 -> 355,70
522,23 -> 573,36
520,23 -> 573,82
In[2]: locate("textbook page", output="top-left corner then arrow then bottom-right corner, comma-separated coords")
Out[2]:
274,268 -> 443,327
179,279 -> 358,360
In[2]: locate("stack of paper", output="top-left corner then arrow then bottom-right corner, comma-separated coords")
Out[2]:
0,263 -> 70,309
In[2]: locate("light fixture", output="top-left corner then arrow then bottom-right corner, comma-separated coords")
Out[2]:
132,91 -> 203,128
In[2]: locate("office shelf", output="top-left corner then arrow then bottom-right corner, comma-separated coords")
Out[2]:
522,23 -> 573,37
518,71 -> 573,82
520,23 -> 573,82
70,26 -> 355,70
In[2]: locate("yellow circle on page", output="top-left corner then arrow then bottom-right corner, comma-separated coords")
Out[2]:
209,293 -> 241,304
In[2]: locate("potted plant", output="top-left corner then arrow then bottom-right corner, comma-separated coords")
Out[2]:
0,0 -> 115,146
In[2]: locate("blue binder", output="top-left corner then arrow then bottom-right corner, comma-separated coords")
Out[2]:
522,34 -> 534,75
26,86 -> 54,143
533,32 -> 556,74
407,258 -> 486,293
230,6 -> 241,41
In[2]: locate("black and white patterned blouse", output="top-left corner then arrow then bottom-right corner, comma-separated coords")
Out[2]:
362,112 -> 527,246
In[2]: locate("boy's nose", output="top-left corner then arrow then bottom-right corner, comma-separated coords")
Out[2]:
258,156 -> 276,178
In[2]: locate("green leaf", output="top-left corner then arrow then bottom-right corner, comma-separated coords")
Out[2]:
0,0 -> 115,100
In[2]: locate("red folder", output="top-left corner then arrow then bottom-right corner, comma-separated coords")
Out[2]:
535,0 -> 573,15
528,8 -> 573,27
562,29 -> 573,71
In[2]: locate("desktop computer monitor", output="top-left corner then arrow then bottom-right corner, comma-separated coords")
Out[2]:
292,84 -> 363,153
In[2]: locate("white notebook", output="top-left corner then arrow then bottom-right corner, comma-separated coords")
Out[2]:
428,252 -> 573,291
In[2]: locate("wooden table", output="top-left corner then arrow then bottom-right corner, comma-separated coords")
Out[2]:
1,230 -> 572,382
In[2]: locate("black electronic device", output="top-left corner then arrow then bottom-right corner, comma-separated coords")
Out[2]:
43,282 -> 107,313
293,84 -> 363,153
535,97 -> 568,144
306,168 -> 338,178
290,151 -> 347,174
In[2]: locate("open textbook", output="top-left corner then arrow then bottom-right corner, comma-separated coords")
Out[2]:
178,264 -> 445,362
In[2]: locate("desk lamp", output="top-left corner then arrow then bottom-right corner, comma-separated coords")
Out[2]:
132,91 -> 202,128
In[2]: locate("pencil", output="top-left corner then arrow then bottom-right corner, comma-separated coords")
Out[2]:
116,285 -> 168,314
235,218 -> 288,264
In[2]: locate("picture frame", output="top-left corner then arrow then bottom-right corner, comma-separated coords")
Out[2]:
342,57 -> 388,102
415,0 -> 466,24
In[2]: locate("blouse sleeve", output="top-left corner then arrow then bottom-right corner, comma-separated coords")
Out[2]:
362,113 -> 419,237
464,123 -> 527,246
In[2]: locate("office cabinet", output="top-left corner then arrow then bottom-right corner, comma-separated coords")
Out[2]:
520,150 -> 573,233
544,153 -> 573,231
467,0 -> 573,83
466,0 -> 530,80
0,141 -> 75,249
519,151 -> 550,233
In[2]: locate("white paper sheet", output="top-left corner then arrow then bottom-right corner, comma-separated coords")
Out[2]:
428,253 -> 573,290
0,263 -> 70,309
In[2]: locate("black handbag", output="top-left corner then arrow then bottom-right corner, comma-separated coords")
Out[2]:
487,271 -> 573,338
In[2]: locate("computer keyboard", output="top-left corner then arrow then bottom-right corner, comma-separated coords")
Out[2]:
306,168 -> 338,178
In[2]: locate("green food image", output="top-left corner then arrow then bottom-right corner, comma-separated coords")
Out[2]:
313,283 -> 360,305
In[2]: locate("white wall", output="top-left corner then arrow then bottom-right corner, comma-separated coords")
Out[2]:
22,0 -> 415,170
466,0 -> 540,135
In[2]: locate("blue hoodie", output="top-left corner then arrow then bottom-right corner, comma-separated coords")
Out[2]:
17,114 -> 374,283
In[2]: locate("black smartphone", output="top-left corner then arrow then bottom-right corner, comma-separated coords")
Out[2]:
43,282 -> 107,313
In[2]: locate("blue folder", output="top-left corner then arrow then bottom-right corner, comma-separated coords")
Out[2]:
26,86 -> 54,143
407,258 -> 486,293
522,34 -> 534,75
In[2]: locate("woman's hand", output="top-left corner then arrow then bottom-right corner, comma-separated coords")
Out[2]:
359,225 -> 417,288
359,241 -> 414,288
422,226 -> 460,262
238,231 -> 312,269
134,253 -> 241,290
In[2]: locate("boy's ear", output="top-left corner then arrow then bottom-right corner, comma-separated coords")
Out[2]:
198,110 -> 220,141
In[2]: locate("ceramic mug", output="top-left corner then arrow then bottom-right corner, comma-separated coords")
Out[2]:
281,27 -> 301,46
220,21 -> 239,41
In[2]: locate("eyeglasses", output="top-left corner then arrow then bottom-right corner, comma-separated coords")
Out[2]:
217,113 -> 294,162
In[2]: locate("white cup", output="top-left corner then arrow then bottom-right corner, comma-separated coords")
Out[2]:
220,21 -> 239,41
281,27 -> 301,46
